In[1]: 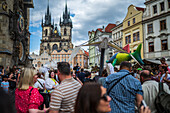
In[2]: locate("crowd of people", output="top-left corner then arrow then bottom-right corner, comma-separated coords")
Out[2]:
0,57 -> 169,113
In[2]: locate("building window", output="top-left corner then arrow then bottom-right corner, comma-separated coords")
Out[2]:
65,59 -> 66,61
58,55 -> 60,57
32,64 -> 34,67
128,21 -> 130,26
133,18 -> 135,24
149,42 -> 154,52
41,64 -> 43,67
125,35 -> 131,44
153,5 -> 157,14
168,0 -> 170,8
35,64 -> 37,67
80,59 -> 82,62
64,28 -> 67,36
160,20 -> 166,30
133,32 -> 139,42
160,2 -> 164,11
45,29 -> 48,36
147,24 -> 153,34
161,39 -> 168,50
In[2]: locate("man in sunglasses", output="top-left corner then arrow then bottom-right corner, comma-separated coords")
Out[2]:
105,61 -> 143,113
49,62 -> 82,113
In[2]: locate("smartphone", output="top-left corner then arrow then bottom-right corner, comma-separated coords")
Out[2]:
140,100 -> 147,108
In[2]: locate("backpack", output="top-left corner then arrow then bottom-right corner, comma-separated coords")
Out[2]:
155,82 -> 170,113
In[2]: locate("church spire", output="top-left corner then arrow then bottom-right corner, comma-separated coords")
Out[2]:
65,1 -> 68,14
45,0 -> 51,25
47,0 -> 49,15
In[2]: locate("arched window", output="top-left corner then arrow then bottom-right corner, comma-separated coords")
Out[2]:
52,44 -> 58,51
45,29 -> 48,36
64,28 -> 67,36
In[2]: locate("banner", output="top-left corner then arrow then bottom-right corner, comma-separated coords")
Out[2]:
68,46 -> 81,61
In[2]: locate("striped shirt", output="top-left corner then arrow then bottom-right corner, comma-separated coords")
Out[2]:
50,77 -> 81,113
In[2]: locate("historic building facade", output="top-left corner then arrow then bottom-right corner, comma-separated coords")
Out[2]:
88,24 -> 115,67
30,51 -> 52,70
123,5 -> 144,58
111,22 -> 123,54
0,0 -> 34,68
40,1 -> 73,55
143,0 -> 170,59
51,49 -> 88,69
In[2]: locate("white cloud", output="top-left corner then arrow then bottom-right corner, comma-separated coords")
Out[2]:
30,0 -> 145,52
30,49 -> 40,55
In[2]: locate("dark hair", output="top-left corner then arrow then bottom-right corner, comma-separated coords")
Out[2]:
37,73 -> 41,78
75,83 -> 101,113
0,88 -> 15,113
102,69 -> 108,77
57,62 -> 70,75
81,68 -> 84,72
120,61 -> 132,70
140,70 -> 151,79
49,71 -> 55,78
160,57 -> 165,61
84,71 -> 91,77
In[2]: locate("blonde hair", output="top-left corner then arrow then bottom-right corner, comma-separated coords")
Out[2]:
17,68 -> 37,90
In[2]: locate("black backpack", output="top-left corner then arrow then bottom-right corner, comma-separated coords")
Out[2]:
155,82 -> 170,113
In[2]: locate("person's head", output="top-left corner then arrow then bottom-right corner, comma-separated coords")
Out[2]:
102,69 -> 108,77
0,88 -> 14,113
81,68 -> 84,72
57,62 -> 70,81
160,57 -> 166,64
18,68 -> 37,90
49,71 -> 55,79
2,76 -> 8,82
120,61 -> 132,72
75,83 -> 111,113
84,71 -> 91,78
140,70 -> 151,83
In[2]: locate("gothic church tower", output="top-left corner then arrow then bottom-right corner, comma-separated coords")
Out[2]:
40,0 -> 73,55
60,3 -> 73,50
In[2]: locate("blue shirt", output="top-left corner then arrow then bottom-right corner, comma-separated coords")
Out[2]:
1,81 -> 9,93
104,69 -> 143,113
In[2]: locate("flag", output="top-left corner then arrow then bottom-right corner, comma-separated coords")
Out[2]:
70,13 -> 75,17
123,44 -> 130,53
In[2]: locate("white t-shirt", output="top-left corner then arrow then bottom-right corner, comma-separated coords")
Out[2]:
34,78 -> 45,89
160,73 -> 170,82
45,78 -> 59,90
142,80 -> 170,113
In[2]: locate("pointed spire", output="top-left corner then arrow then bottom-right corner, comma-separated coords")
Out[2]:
65,0 -> 68,14
47,0 -> 50,15
42,16 -> 43,26
53,19 -> 54,26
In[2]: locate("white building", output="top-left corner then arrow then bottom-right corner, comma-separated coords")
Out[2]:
143,0 -> 170,60
88,24 -> 116,67
30,51 -> 52,70
111,22 -> 123,54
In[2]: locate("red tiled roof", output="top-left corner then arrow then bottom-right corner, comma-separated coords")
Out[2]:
136,7 -> 145,12
105,23 -> 116,33
97,28 -> 103,32
88,31 -> 92,33
84,51 -> 89,56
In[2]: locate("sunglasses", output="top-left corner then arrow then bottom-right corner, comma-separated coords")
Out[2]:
101,93 -> 109,101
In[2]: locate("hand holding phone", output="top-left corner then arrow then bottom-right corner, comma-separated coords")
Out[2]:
140,100 -> 147,108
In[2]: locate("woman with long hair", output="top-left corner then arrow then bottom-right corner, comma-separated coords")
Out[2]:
75,82 -> 111,113
75,83 -> 151,113
45,71 -> 59,93
15,68 -> 48,113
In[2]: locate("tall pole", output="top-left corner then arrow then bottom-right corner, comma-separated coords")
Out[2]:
99,48 -> 105,76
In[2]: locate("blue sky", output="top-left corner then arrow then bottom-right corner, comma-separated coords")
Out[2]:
29,0 -> 145,55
